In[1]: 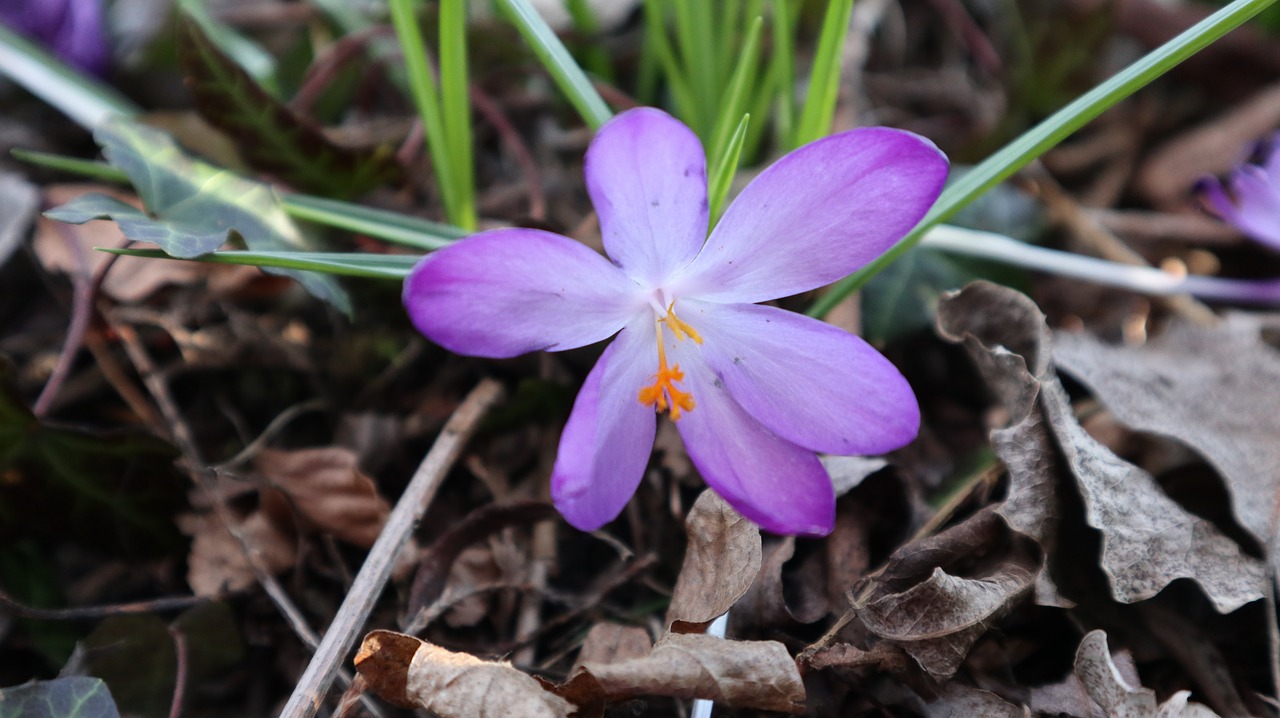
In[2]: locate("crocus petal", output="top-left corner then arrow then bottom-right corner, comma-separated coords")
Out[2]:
551,322 -> 658,530
586,107 -> 709,286
669,344 -> 835,536
683,300 -> 919,455
404,228 -> 642,358
673,127 -> 948,304
1202,171 -> 1280,250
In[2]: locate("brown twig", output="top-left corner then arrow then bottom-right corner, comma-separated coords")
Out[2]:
0,586 -> 212,620
277,378 -> 505,718
168,624 -> 189,718
469,86 -> 547,221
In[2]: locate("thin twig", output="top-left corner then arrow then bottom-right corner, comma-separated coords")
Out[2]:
0,586 -> 212,620
32,225 -> 97,418
168,625 -> 189,718
277,378 -> 505,718
469,86 -> 547,221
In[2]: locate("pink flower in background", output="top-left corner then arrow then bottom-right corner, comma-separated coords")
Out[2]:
403,108 -> 948,535
1199,134 -> 1280,251
0,0 -> 111,76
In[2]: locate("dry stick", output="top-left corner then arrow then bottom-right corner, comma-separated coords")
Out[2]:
111,316 -> 384,718
278,378 -> 505,718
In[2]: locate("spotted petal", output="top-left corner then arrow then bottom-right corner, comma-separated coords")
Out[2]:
674,127 -> 948,303
403,228 -> 643,358
682,300 -> 919,455
670,342 -> 835,536
586,107 -> 709,286
551,321 -> 659,530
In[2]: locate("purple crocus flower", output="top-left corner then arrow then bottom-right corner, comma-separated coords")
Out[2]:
403,108 -> 948,535
1199,134 -> 1280,251
0,0 -> 111,77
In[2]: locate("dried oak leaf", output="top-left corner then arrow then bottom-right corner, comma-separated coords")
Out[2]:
1074,630 -> 1221,718
558,633 -> 805,713
937,282 -> 1265,613
1053,316 -> 1280,549
354,630 -> 574,717
666,490 -> 762,632
255,447 -> 390,548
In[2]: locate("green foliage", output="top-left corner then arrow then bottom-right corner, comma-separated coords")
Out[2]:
0,677 -> 121,718
496,0 -> 613,129
178,17 -> 403,199
43,118 -> 351,314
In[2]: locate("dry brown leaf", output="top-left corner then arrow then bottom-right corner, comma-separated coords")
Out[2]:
569,633 -> 805,713
1074,630 -> 1221,718
255,447 -> 390,548
354,630 -> 574,718
176,510 -> 296,596
1054,316 -> 1280,550
938,282 -> 1265,613
922,683 -> 1027,717
665,490 -> 762,632
574,623 -> 653,667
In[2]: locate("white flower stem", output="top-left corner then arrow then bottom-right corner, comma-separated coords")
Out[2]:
691,612 -> 730,718
922,224 -> 1280,304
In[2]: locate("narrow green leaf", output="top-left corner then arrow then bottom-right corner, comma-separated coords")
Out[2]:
10,148 -> 128,184
707,16 -> 764,164
793,0 -> 852,146
770,0 -> 798,148
389,0 -> 471,229
0,23 -> 138,128
809,0 -> 1279,318
439,0 -> 475,227
104,248 -> 419,279
707,114 -> 750,223
280,194 -> 464,249
497,0 -> 613,130
642,0 -> 697,121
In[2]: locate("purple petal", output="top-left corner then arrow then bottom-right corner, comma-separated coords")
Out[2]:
671,344 -> 835,536
674,127 -> 948,303
403,228 -> 643,358
1202,170 -> 1280,251
586,108 -> 709,286
683,300 -> 919,455
552,322 -> 658,530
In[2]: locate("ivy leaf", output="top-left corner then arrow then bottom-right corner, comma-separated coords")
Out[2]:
43,117 -> 351,314
0,677 -> 121,718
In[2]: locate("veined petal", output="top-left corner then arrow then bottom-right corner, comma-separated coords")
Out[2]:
675,127 -> 948,303
1201,170 -> 1280,250
586,108 -> 709,286
684,301 -> 919,455
403,228 -> 643,358
552,322 -> 658,530
670,342 -> 835,536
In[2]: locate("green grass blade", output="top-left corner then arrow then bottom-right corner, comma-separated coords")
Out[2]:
439,0 -> 475,229
707,114 -> 750,223
497,0 -> 613,129
103,248 -> 419,279
671,0 -> 718,138
280,194 -> 465,249
708,16 -> 764,164
389,0 -> 472,229
793,0 -> 852,147
770,0 -> 798,148
808,0 -> 1279,318
0,24 -> 139,128
11,149 -> 129,183
642,0 -> 697,121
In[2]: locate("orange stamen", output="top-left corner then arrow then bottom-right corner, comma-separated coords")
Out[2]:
637,305 -> 700,420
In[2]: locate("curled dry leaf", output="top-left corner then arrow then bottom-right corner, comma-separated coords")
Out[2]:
355,630 -> 574,717
255,447 -> 390,548
665,490 -> 762,632
854,512 -> 1035,678
1074,630 -> 1221,718
564,633 -> 806,713
937,282 -> 1265,613
1053,315 -> 1280,550
922,682 -> 1027,718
